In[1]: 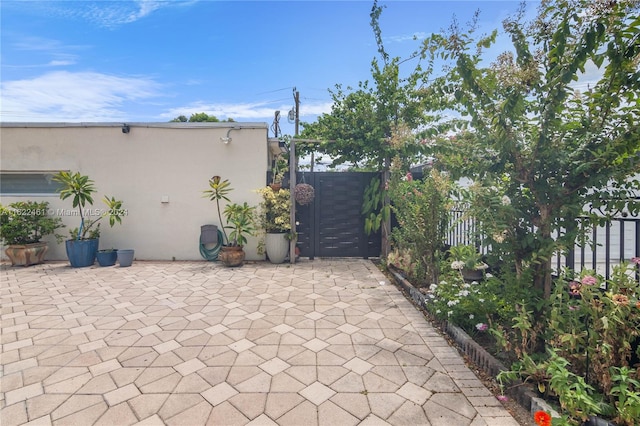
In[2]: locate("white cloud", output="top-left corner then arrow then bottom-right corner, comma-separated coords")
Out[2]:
52,0 -> 199,28
7,36 -> 85,68
47,60 -> 75,67
300,101 -> 333,117
385,32 -> 428,44
0,71 -> 161,121
160,100 -> 333,122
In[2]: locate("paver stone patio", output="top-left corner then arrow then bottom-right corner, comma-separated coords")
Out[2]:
0,259 -> 519,425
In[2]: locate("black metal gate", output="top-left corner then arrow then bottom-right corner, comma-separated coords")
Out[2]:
293,172 -> 381,259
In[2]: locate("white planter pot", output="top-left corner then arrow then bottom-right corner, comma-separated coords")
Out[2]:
265,233 -> 289,264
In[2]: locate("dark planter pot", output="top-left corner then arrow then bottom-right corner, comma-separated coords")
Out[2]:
65,239 -> 99,268
461,268 -> 483,281
96,250 -> 118,267
4,242 -> 48,267
218,246 -> 245,267
117,249 -> 135,267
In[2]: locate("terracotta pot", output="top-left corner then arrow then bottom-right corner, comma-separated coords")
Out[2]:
219,245 -> 245,267
269,183 -> 282,192
5,242 -> 48,266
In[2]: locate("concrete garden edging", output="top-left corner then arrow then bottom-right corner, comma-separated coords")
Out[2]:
387,266 -> 615,426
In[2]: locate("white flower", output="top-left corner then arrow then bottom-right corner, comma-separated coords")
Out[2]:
479,298 -> 485,303
501,195 -> 511,205
447,311 -> 453,317
475,262 -> 489,270
457,290 -> 470,297
429,284 -> 438,291
436,309 -> 441,314
463,283 -> 471,288
447,300 -> 459,307
469,314 -> 474,319
471,281 -> 479,285
451,260 -> 465,270
485,273 -> 493,278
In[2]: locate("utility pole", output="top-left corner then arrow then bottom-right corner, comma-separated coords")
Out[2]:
290,88 -> 300,264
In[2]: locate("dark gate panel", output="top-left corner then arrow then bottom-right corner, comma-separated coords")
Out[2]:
294,172 -> 381,258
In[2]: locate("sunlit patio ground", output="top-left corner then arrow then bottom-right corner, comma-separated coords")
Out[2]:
1,259 -> 519,425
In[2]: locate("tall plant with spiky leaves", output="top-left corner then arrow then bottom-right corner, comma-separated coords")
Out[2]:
203,176 -> 232,245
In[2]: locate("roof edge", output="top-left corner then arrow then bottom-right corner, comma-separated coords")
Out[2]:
0,122 -> 269,129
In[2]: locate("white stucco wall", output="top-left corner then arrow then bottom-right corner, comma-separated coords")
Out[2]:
1,122 -> 270,261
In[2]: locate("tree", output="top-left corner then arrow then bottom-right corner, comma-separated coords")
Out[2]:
424,0 -> 640,298
299,1 -> 436,171
170,112 -> 235,122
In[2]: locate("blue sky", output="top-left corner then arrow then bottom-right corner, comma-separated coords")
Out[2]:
1,1 -> 536,136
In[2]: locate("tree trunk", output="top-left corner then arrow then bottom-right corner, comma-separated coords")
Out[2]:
534,205 -> 554,299
381,159 -> 391,258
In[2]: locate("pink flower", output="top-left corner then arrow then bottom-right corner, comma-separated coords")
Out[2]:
475,323 -> 488,331
406,172 -> 413,181
581,275 -> 597,286
496,395 -> 509,402
632,257 -> 640,265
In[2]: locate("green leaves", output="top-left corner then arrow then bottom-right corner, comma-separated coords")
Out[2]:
203,176 -> 232,203
53,171 -> 125,239
362,176 -> 388,236
54,171 -> 96,210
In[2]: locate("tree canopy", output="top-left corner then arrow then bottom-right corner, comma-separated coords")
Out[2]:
170,112 -> 235,122
425,0 -> 640,297
299,1 -> 437,171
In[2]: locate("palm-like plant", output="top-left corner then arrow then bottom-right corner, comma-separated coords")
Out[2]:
203,175 -> 232,244
223,202 -> 257,247
53,171 -> 125,240
203,176 -> 257,247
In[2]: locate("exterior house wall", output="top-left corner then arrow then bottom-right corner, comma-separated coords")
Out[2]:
0,122 -> 270,261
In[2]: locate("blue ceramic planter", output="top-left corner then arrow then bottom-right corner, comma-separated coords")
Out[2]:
117,249 -> 135,267
96,250 -> 118,266
65,239 -> 99,268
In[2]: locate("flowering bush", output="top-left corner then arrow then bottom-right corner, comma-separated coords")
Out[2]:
388,163 -> 453,286
255,186 -> 292,255
425,268 -> 506,333
499,262 -> 640,425
548,263 -> 640,421
448,244 -> 488,271
256,186 -> 291,234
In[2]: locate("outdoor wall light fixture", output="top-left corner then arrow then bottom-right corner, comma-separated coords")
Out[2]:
122,124 -> 130,134
220,127 -> 240,145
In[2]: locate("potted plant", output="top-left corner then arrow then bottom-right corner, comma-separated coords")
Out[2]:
256,186 -> 291,263
0,201 -> 64,266
448,244 -> 489,281
53,171 -> 126,268
269,156 -> 287,192
203,176 -> 257,267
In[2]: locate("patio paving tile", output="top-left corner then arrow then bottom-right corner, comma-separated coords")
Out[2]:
1,259 -> 519,425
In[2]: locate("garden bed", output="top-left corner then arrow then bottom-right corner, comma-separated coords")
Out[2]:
386,265 -> 616,426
